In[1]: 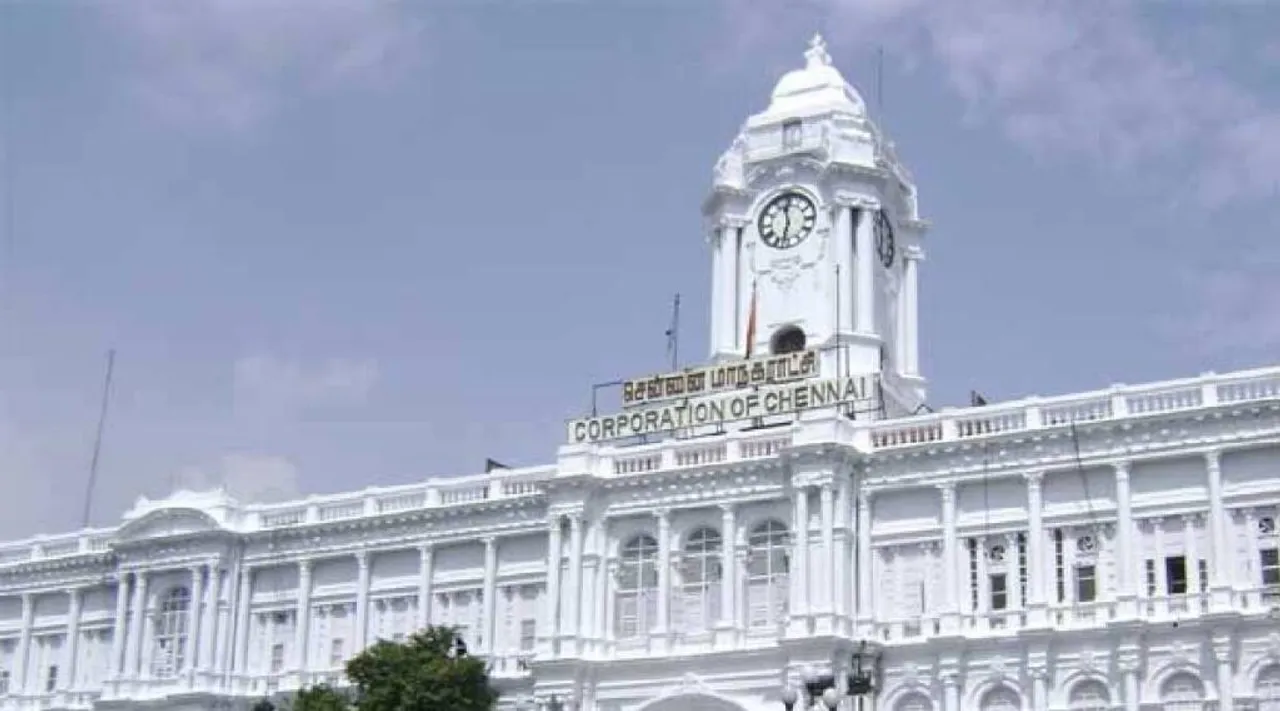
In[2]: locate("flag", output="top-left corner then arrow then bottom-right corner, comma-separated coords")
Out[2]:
744,280 -> 758,359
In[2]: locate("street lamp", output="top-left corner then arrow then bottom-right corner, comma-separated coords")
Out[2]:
782,642 -> 881,711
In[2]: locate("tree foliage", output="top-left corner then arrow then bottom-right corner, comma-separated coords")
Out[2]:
344,626 -> 496,711
292,685 -> 354,711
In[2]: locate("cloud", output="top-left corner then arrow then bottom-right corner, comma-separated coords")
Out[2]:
722,0 -> 1280,206
174,453 -> 301,504
233,354 -> 379,420
101,0 -> 425,131
1175,250 -> 1280,363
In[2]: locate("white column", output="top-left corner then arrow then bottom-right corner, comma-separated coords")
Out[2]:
1026,473 -> 1047,625
854,207 -> 876,334
233,566 -> 253,675
710,226 -> 725,357
603,558 -> 618,645
729,225 -> 743,352
1120,654 -> 1141,711
835,476 -> 851,626
417,544 -> 434,630
1214,634 -> 1234,711
819,483 -> 835,627
718,504 -> 737,633
655,510 -> 672,638
565,515 -> 583,646
185,566 -> 204,675
580,523 -> 598,644
199,564 -> 219,676
791,487 -> 811,629
1206,451 -> 1233,604
110,575 -> 130,680
15,594 -> 33,693
856,488 -> 873,628
482,537 -> 498,655
939,483 -> 959,631
293,560 -> 312,674
61,588 -> 81,692
540,518 -> 562,653
1114,463 -> 1136,615
836,205 -> 855,335
902,251 -> 920,375
941,672 -> 960,711
1031,669 -> 1048,711
127,573 -> 148,678
592,522 -> 609,649
214,567 -> 234,676
354,552 -> 371,651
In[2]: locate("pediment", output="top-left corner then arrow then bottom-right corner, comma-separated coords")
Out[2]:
116,508 -> 224,543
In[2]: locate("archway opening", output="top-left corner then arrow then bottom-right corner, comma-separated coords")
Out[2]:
771,325 -> 806,355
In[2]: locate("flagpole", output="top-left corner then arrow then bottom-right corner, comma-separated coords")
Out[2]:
665,293 -> 681,371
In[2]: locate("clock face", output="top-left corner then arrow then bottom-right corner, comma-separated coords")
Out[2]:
757,191 -> 817,250
874,209 -> 896,268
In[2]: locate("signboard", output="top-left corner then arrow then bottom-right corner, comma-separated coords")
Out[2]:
567,374 -> 878,445
622,349 -> 820,407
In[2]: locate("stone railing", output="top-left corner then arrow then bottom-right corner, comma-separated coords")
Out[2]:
561,427 -> 796,479
0,529 -> 116,567
252,464 -> 557,529
868,366 -> 1280,450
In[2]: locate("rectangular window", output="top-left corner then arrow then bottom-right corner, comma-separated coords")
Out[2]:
0,669 -> 8,695
329,639 -> 344,668
1016,533 -> 1028,606
1076,565 -> 1097,603
989,574 -> 1008,611
1261,548 -> 1280,587
520,619 -> 537,651
782,119 -> 803,149
1054,529 -> 1066,603
967,539 -> 979,611
46,665 -> 58,693
270,644 -> 286,674
1165,555 -> 1188,595
1197,560 -> 1209,592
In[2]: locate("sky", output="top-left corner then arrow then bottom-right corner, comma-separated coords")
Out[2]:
0,0 -> 1278,542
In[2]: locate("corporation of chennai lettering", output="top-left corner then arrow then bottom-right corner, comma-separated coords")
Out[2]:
567,375 -> 878,444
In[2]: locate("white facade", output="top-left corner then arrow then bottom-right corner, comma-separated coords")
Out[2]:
3,35 -> 1280,711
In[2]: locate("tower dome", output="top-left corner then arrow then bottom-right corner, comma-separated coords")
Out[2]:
762,34 -> 867,120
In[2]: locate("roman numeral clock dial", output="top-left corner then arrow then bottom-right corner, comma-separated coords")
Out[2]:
757,191 -> 817,250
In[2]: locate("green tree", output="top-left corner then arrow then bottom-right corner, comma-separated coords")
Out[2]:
291,684 -> 353,711
343,626 -> 497,711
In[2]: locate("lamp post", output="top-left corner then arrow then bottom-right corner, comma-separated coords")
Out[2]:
781,642 -> 881,711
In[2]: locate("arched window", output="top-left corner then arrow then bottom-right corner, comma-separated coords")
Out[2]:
746,520 -> 790,629
1068,679 -> 1110,711
1258,665 -> 1280,711
1160,672 -> 1205,711
616,534 -> 659,640
678,527 -> 723,632
894,693 -> 932,711
771,326 -> 806,355
979,687 -> 1020,711
151,587 -> 191,678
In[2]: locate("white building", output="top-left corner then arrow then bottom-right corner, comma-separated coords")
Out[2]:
4,35 -> 1280,711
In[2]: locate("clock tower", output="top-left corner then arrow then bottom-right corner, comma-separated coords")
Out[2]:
702,35 -> 929,415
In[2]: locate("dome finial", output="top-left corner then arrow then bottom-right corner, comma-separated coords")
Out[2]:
805,33 -> 832,68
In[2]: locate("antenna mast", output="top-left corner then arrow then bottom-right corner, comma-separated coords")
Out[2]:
81,349 -> 115,529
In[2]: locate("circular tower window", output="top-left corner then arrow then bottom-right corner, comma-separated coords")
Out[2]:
770,325 -> 806,355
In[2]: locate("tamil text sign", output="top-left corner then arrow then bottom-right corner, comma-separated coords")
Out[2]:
567,374 -> 877,445
622,349 -> 819,407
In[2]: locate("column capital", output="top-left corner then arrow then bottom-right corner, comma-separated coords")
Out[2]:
717,216 -> 748,230
420,541 -> 435,556
655,507 -> 672,523
1112,460 -> 1131,479
67,586 -> 82,603
298,558 -> 313,574
858,486 -> 872,509
355,550 -> 370,569
1212,631 -> 1234,661
936,481 -> 956,500
483,535 -> 498,548
1023,470 -> 1044,487
720,502 -> 736,516
902,244 -> 925,262
1204,449 -> 1223,472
